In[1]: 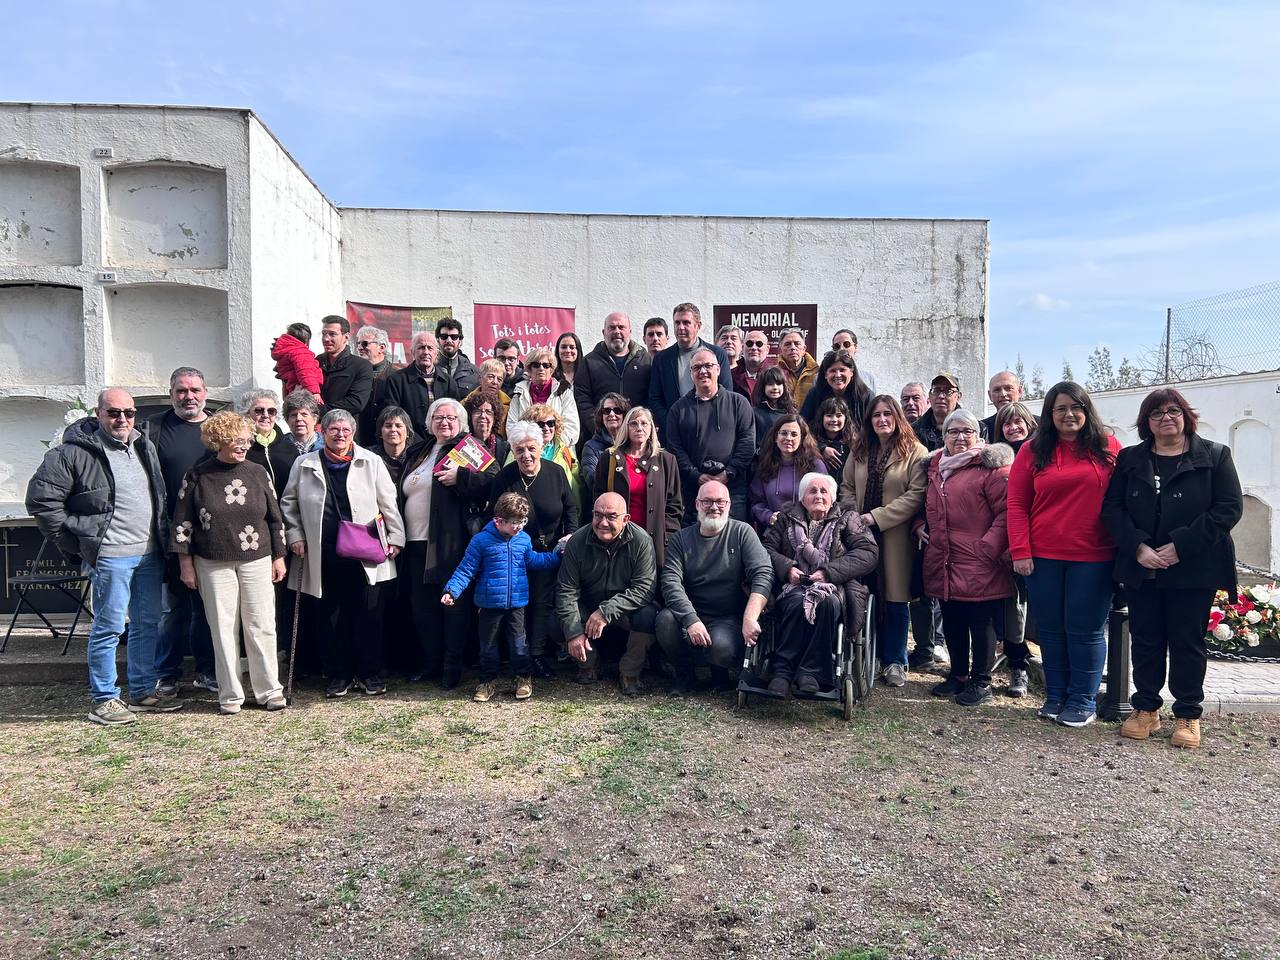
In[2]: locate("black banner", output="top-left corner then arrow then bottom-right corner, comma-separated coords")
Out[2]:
713,303 -> 818,359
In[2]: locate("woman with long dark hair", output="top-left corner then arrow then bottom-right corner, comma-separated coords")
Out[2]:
554,331 -> 584,387
1008,381 -> 1120,728
839,395 -> 929,687
1102,387 -> 1242,749
751,366 -> 795,451
749,415 -> 826,530
800,350 -> 872,430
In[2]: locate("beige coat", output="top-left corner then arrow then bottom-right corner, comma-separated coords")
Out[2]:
280,446 -> 407,597
839,440 -> 928,603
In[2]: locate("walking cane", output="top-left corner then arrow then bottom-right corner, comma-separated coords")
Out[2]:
285,557 -> 303,705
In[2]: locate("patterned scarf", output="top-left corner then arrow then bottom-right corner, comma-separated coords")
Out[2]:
863,445 -> 892,513
938,444 -> 984,486
782,512 -> 844,624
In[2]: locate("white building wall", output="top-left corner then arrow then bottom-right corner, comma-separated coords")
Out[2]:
1091,371 -> 1280,574
339,209 -> 989,396
246,118 -> 342,392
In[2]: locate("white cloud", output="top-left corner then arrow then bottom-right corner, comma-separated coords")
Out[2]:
1023,293 -> 1071,312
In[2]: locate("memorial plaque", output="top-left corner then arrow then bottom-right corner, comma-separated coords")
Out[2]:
713,303 -> 818,359
0,524 -> 85,615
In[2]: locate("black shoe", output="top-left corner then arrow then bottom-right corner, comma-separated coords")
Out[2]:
668,677 -> 696,697
1007,669 -> 1029,698
357,677 -> 386,696
766,676 -> 790,699
955,682 -> 994,707
325,678 -> 351,699
931,676 -> 965,698
440,669 -> 461,691
795,675 -> 820,695
529,656 -> 556,680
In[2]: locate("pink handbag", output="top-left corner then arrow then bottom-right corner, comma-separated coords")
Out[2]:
335,519 -> 387,564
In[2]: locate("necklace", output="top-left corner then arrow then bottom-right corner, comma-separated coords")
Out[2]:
519,472 -> 537,492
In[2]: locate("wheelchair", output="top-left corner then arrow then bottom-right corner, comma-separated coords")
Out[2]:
736,593 -> 876,720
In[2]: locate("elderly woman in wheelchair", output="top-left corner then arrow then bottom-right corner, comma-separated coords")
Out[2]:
753,472 -> 879,698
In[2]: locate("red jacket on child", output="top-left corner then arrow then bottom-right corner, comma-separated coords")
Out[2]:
271,334 -> 324,402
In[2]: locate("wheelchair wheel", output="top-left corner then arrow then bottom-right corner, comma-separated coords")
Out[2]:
842,674 -> 855,721
737,690 -> 749,710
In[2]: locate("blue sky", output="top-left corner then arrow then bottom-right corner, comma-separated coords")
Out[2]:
6,0 -> 1278,380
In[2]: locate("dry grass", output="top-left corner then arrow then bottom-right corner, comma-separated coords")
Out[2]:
2,676 -> 1279,959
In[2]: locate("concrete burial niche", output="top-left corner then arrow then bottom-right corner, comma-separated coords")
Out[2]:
0,284 -> 84,386
105,284 -> 229,387
104,162 -> 228,269
0,161 -> 82,267
0,399 -> 73,504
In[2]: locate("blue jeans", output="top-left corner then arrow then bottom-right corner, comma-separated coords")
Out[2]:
880,600 -> 909,667
84,552 -> 164,702
155,581 -> 215,680
1025,558 -> 1113,713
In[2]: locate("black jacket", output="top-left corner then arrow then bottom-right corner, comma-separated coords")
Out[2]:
1101,435 -> 1243,595
912,409 -> 987,451
317,350 -> 375,418
383,364 -> 438,437
665,388 -> 756,504
555,521 -> 657,638
358,358 -> 397,445
647,338 -> 733,441
435,351 -> 480,400
573,340 -> 652,432
245,425 -> 300,500
25,418 -> 169,565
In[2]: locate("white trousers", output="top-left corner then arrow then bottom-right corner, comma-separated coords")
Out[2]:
194,555 -> 283,706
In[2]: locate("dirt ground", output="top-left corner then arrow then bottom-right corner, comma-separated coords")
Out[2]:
2,673 -> 1278,960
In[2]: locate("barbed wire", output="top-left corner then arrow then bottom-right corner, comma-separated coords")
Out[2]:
1157,279 -> 1280,382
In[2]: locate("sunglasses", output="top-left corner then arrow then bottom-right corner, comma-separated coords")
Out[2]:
251,407 -> 278,417
536,420 -> 557,431
745,340 -> 768,348
437,332 -> 462,341
104,408 -> 137,420
601,407 -> 624,416
527,361 -> 554,369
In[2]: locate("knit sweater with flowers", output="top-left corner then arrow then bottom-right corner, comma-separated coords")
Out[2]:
169,458 -> 286,563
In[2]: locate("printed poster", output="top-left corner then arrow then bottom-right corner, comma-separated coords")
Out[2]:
472,303 -> 577,362
712,303 -> 818,359
346,302 -> 453,366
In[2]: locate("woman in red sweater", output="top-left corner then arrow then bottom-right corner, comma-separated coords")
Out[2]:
1007,381 -> 1120,728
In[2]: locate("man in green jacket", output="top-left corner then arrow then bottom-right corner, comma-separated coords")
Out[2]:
557,492 -> 658,695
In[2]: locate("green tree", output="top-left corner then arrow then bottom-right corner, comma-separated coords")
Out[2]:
1028,365 -> 1046,400
1061,359 -> 1075,383
1087,346 -> 1115,391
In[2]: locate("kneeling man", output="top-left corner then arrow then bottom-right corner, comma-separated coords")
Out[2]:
656,481 -> 773,694
557,493 -> 658,695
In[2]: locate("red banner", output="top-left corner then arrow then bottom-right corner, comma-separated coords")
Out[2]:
345,302 -> 453,366
473,303 -> 577,362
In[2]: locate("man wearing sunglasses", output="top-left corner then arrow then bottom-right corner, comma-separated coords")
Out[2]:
573,311 -> 652,435
433,318 -> 480,400
27,389 -> 177,725
732,329 -> 776,399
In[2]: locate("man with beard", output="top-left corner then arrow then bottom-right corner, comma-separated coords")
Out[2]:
316,315 -> 374,418
433,317 -> 480,400
573,311 -> 652,431
655,481 -> 772,695
354,325 -> 396,444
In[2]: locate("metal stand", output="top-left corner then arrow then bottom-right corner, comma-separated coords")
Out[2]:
1098,589 -> 1133,722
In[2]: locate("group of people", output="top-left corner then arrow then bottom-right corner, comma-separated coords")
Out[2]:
26,303 -> 1245,749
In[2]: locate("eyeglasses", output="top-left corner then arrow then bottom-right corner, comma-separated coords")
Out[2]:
929,387 -> 958,397
496,353 -> 518,362
431,415 -> 459,424
251,407 -> 278,417
536,420 -> 557,431
697,498 -> 730,509
691,362 -> 718,373
1148,407 -> 1184,421
228,438 -> 252,449
945,428 -> 977,438
103,408 -> 137,420
437,332 -> 462,341
499,517 -> 528,528
592,511 -> 622,522
601,407 -> 624,417
527,361 -> 554,369
1052,404 -> 1086,417
325,427 -> 353,436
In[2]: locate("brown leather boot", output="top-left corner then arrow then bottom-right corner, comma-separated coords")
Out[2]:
1120,709 -> 1161,741
1170,717 -> 1201,749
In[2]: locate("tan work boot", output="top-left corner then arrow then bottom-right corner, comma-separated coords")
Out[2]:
1171,717 -> 1201,749
473,682 -> 496,703
514,676 -> 533,700
1120,709 -> 1162,741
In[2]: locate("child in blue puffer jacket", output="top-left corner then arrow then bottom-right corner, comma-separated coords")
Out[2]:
443,492 -> 562,702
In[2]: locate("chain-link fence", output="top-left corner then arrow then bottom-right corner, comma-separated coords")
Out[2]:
1157,279 -> 1280,382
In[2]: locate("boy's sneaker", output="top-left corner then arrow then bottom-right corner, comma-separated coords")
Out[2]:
931,676 -> 965,698
1037,700 -> 1065,721
473,682 -> 497,703
88,698 -> 136,727
192,673 -> 219,694
127,691 -> 184,713
1057,706 -> 1096,728
325,678 -> 351,699
514,676 -> 533,700
955,682 -> 994,707
356,677 -> 386,696
1007,669 -> 1029,698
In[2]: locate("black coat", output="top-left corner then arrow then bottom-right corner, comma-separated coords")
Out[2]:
435,351 -> 480,400
383,364 -> 437,436
573,340 -> 652,432
245,426 -> 300,500
358,359 -> 397,445
317,350 -> 375,418
397,434 -> 498,583
1101,435 -> 1243,594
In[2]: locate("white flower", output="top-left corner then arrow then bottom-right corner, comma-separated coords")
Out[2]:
1244,629 -> 1260,647
1245,609 -> 1262,624
224,479 -> 247,505
237,525 -> 260,551
1249,585 -> 1272,604
178,478 -> 190,501
198,507 -> 213,531
174,520 -> 193,544
1212,624 -> 1232,642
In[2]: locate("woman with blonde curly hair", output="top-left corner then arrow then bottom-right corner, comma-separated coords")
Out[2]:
170,411 -> 288,714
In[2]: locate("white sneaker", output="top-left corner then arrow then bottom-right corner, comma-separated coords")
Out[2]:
882,663 -> 907,687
